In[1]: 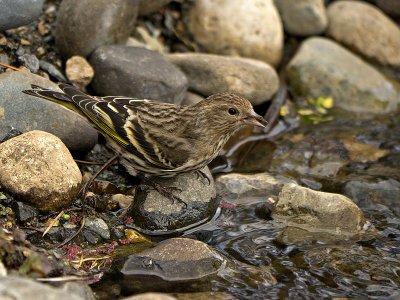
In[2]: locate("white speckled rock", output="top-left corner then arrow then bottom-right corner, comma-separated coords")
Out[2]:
0,131 -> 82,211
185,0 -> 283,67
274,0 -> 327,36
326,1 -> 400,68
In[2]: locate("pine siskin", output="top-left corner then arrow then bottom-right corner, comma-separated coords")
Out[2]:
23,84 -> 266,202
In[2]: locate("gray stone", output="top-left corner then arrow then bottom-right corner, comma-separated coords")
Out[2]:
185,0 -> 283,67
181,92 -> 204,106
55,0 -> 139,58
90,46 -> 188,104
0,71 -> 98,153
326,1 -> 400,68
131,167 -> 218,231
0,276 -> 83,300
84,217 -> 110,240
274,0 -> 327,36
344,178 -> 400,216
168,53 -> 279,105
121,238 -> 225,280
11,202 -> 38,222
139,0 -> 173,16
273,183 -> 365,235
123,293 -> 176,300
216,172 -> 296,200
0,131 -> 82,211
18,54 -> 40,73
0,0 -> 44,31
287,37 -> 399,114
39,61 -> 67,82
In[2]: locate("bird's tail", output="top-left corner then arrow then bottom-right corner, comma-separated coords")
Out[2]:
22,84 -> 79,112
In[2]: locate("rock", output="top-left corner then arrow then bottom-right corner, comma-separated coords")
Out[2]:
344,178 -> 400,216
0,131 -> 82,211
376,0 -> 400,17
123,293 -> 176,300
0,71 -> 98,153
55,0 -> 140,58
112,194 -> 134,209
83,229 -> 102,244
274,0 -> 327,36
120,238 -> 225,292
185,0 -> 283,67
84,217 -> 110,240
130,167 -> 218,231
18,54 -> 40,73
90,46 -> 187,104
181,92 -> 204,106
139,0 -> 173,16
65,56 -> 94,89
216,172 -> 296,200
0,276 -> 83,300
286,37 -> 399,114
167,53 -> 279,105
39,61 -> 67,82
61,282 -> 96,300
273,183 -> 365,234
326,1 -> 400,68
11,202 -> 38,222
172,292 -> 237,300
0,0 -> 44,31
0,261 -> 6,277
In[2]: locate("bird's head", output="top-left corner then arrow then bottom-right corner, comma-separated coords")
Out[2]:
194,93 -> 267,137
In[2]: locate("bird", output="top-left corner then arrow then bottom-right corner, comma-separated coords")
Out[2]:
23,83 -> 267,206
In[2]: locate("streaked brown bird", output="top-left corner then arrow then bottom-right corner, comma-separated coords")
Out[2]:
23,84 -> 267,205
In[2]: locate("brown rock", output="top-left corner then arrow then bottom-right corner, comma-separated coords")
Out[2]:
0,131 -> 82,211
66,56 -> 94,89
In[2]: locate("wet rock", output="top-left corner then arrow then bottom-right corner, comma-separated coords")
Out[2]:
90,46 -> 187,104
0,0 -> 44,31
273,183 -> 365,234
131,167 -> 217,231
344,178 -> 400,216
11,202 -> 38,222
120,238 -> 225,292
0,131 -> 82,211
0,71 -> 98,153
181,92 -> 204,106
326,1 -> 400,68
376,0 -> 400,17
18,53 -> 40,73
185,0 -> 283,67
287,37 -> 399,114
274,0 -> 328,36
167,53 -> 279,105
65,56 -> 94,89
83,229 -> 102,244
139,0 -> 173,16
84,217 -> 110,240
216,172 -> 296,200
0,276 -> 83,300
55,0 -> 139,58
61,282 -> 96,300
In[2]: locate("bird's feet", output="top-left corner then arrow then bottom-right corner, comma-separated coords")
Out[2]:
141,178 -> 187,208
196,170 -> 211,185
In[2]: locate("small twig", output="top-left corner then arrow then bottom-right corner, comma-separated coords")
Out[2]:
43,210 -> 64,237
57,215 -> 86,248
36,276 -> 90,283
79,155 -> 119,197
74,159 -> 104,166
0,61 -> 20,71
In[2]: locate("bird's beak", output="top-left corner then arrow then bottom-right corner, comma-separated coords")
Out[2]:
242,111 -> 268,128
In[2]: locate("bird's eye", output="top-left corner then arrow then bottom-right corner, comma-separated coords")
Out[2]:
228,107 -> 238,115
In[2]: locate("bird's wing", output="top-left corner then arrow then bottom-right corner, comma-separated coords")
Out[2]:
59,84 -> 191,169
